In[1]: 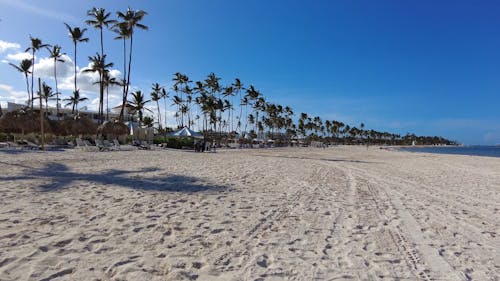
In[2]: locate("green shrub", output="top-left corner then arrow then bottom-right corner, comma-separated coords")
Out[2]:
153,136 -> 194,149
0,132 -> 14,142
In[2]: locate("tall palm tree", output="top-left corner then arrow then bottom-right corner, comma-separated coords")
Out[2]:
150,83 -> 164,130
64,23 -> 89,98
232,78 -> 244,133
25,36 -> 49,109
127,90 -> 151,125
47,45 -> 65,119
85,7 -> 116,58
113,23 -> 131,121
83,53 -> 113,123
9,59 -> 32,106
116,7 -> 148,121
64,90 -> 88,114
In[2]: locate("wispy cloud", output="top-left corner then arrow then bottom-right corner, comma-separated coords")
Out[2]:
0,0 -> 79,24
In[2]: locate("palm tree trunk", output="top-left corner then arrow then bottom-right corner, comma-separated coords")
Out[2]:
24,74 -> 30,106
31,51 -> 35,109
54,59 -> 60,120
119,38 -> 127,121
163,97 -> 167,130
120,34 -> 133,122
106,85 -> 109,121
99,27 -> 104,124
99,74 -> 104,124
74,42 -> 77,94
100,27 -> 104,57
156,100 -> 161,130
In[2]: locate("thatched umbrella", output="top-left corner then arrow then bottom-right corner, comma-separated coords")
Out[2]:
68,115 -> 97,136
97,120 -> 129,139
48,119 -> 69,136
0,109 -> 52,135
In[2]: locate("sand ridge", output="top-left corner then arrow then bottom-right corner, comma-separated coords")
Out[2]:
0,146 -> 499,280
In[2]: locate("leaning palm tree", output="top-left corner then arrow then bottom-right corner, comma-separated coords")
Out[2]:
47,45 -> 65,119
116,7 -> 148,121
83,53 -> 113,123
64,23 -> 89,98
64,90 -> 88,114
127,90 -> 151,125
25,36 -> 49,109
85,7 -> 116,58
9,59 -> 32,106
150,83 -> 164,130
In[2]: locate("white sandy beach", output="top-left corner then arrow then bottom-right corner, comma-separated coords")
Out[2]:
0,146 -> 499,280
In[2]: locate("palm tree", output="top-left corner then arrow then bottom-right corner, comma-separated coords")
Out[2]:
172,72 -> 191,127
85,7 -> 116,58
64,23 -> 89,98
25,36 -> 49,109
113,23 -> 131,121
101,71 -> 120,121
245,85 -> 260,133
83,53 -> 113,123
116,7 -> 148,121
150,83 -> 164,130
64,90 -> 88,114
232,78 -> 244,133
142,116 -> 154,128
127,90 -> 151,125
47,45 -> 65,119
38,82 -> 55,116
9,59 -> 32,106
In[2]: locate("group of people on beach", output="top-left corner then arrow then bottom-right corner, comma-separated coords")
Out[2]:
194,140 -> 212,152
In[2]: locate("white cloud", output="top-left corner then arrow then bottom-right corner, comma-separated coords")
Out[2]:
0,83 -> 30,108
5,52 -> 32,62
33,54 -> 74,80
0,40 -> 21,54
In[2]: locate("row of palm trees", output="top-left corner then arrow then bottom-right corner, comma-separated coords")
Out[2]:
9,6 -> 147,124
6,6 -> 455,146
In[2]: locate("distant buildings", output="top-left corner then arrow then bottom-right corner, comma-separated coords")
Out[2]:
5,102 -> 134,123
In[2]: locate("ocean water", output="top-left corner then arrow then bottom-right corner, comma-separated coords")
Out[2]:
399,146 -> 500,158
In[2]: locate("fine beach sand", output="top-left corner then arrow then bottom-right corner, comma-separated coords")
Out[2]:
0,146 -> 499,280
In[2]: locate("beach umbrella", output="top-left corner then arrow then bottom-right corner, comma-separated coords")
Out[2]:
168,127 -> 203,139
48,119 -> 68,136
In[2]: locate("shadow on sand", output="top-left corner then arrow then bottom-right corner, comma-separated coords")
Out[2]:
0,148 -> 66,155
0,162 -> 227,193
253,154 -> 381,164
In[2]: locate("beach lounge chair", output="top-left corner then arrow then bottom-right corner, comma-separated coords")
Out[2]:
113,139 -> 123,150
21,140 -> 40,150
95,139 -> 110,151
76,138 -> 99,151
103,140 -> 114,150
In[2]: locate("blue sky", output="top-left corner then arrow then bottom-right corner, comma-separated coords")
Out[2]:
0,0 -> 499,144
